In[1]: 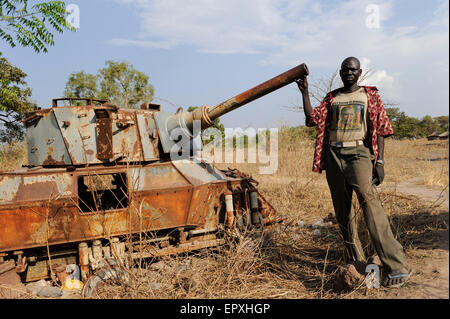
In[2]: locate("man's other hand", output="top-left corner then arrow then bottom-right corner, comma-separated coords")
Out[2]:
373,164 -> 385,186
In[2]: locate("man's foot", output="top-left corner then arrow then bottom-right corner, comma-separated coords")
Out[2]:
383,268 -> 413,288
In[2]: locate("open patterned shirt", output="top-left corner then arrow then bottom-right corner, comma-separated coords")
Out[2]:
306,86 -> 394,173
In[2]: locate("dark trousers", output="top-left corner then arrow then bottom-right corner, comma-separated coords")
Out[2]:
324,144 -> 408,272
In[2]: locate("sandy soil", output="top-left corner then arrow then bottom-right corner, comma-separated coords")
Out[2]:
367,179 -> 449,299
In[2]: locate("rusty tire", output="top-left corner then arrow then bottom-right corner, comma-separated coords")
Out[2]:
81,266 -> 131,298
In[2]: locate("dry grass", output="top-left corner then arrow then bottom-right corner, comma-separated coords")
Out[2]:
89,134 -> 448,299
384,139 -> 449,188
1,133 -> 448,299
0,141 -> 27,171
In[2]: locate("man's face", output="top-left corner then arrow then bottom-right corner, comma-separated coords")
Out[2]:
340,59 -> 362,87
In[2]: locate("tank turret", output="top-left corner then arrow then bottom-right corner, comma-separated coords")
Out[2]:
23,63 -> 308,167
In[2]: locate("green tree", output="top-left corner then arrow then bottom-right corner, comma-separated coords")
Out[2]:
385,107 -> 442,138
419,115 -> 438,137
0,54 -> 35,142
397,116 -> 421,138
434,115 -> 449,133
63,71 -> 98,105
64,61 -> 155,109
0,0 -> 75,54
98,61 -> 154,109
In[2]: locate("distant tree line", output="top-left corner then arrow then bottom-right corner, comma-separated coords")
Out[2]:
385,107 -> 448,139
280,108 -> 449,144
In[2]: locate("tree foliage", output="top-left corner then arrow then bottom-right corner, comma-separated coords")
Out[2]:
0,0 -> 75,54
63,71 -> 98,105
386,107 -> 448,139
98,61 -> 154,109
64,61 -> 155,109
0,1 -> 75,141
0,54 -> 35,142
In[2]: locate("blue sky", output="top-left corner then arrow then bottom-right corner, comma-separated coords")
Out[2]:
1,0 -> 448,129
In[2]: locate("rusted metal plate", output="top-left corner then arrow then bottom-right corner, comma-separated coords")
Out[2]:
25,111 -> 72,166
129,164 -> 191,191
0,189 -> 193,252
185,184 -> 212,226
0,163 -> 196,252
0,173 -> 74,204
133,188 -> 192,230
0,158 -> 265,256
172,160 -> 225,186
53,107 -> 97,164
111,110 -> 141,162
95,109 -> 113,160
136,113 -> 158,161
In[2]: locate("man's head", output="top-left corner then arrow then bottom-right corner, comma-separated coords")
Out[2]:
340,57 -> 362,88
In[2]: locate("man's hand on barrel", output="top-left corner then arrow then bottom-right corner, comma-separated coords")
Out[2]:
296,75 -> 308,94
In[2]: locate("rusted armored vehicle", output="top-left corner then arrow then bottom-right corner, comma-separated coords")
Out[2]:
0,63 -> 308,297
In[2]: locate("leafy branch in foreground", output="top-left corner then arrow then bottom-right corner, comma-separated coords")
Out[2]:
0,0 -> 75,53
0,55 -> 35,142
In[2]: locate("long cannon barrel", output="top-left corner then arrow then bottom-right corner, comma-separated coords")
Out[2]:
154,62 -> 309,153
208,63 -> 309,121
182,63 -> 309,130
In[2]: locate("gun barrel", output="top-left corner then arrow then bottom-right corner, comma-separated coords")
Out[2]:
155,62 -> 309,154
207,63 -> 309,121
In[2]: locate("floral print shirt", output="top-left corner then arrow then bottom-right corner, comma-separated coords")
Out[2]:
306,86 -> 394,173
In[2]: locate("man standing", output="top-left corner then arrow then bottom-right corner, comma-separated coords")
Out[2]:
296,57 -> 411,287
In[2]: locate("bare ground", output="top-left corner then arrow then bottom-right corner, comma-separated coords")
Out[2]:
370,179 -> 449,299
258,175 -> 449,299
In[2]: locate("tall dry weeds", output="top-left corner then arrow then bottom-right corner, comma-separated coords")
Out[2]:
1,132 -> 448,299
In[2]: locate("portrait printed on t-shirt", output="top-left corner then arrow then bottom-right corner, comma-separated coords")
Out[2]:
331,102 -> 365,131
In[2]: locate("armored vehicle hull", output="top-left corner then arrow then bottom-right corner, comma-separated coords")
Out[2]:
0,63 -> 309,297
0,160 -> 276,289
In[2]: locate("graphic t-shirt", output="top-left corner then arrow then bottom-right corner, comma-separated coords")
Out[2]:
329,87 -> 368,142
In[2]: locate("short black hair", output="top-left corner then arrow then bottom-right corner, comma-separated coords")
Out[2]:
341,57 -> 361,69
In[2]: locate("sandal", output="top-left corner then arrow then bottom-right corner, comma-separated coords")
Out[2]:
384,268 -> 413,288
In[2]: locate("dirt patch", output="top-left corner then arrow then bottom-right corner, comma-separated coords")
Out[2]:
381,178 -> 449,208
362,180 -> 449,299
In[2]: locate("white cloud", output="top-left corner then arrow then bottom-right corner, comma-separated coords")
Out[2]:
113,0 -> 302,54
111,0 -> 449,116
359,57 -> 395,91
